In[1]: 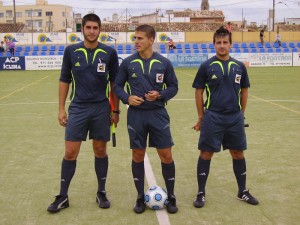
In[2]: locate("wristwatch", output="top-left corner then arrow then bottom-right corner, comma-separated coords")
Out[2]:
113,110 -> 120,114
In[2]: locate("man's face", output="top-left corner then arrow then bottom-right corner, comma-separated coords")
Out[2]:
134,31 -> 154,53
82,21 -> 100,43
214,35 -> 231,58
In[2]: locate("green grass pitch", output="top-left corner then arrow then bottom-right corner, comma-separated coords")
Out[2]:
0,67 -> 300,225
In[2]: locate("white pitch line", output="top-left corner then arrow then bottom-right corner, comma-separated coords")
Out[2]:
144,153 -> 171,225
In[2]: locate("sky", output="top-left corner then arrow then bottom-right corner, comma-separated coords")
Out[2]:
4,0 -> 300,24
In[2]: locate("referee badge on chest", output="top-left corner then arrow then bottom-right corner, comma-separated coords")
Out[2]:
97,59 -> 106,73
235,74 -> 241,84
156,73 -> 164,83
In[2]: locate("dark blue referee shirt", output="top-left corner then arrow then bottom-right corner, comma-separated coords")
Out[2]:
60,42 -> 119,103
114,52 -> 178,110
192,56 -> 250,113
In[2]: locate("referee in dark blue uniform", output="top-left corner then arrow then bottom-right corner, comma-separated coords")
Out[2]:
47,13 -> 119,213
192,27 -> 259,208
114,24 -> 178,214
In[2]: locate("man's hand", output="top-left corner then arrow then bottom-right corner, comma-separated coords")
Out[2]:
58,109 -> 67,127
145,91 -> 160,101
128,95 -> 144,106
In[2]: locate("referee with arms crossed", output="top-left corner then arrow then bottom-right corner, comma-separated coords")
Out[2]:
47,13 -> 120,213
192,26 -> 259,208
114,24 -> 178,214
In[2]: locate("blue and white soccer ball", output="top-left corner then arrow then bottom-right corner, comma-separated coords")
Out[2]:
145,185 -> 168,210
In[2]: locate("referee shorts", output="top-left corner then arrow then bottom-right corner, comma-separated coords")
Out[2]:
198,110 -> 247,152
127,107 -> 174,149
65,101 -> 110,142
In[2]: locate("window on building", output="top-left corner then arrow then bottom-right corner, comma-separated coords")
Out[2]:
33,10 -> 42,17
26,20 -> 33,27
0,13 -> 4,18
62,21 -> 65,27
25,10 -> 32,17
16,12 -> 23,17
38,20 -> 42,27
6,10 -> 13,18
46,11 -> 53,16
62,11 -> 65,17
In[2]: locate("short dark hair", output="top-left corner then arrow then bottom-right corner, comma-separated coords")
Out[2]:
82,13 -> 101,28
135,24 -> 156,40
213,26 -> 232,44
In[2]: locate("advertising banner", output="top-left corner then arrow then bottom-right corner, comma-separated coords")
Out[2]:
0,33 -> 32,45
33,33 -> 67,45
99,32 -> 128,44
292,52 -> 300,66
0,56 -> 25,70
156,32 -> 185,43
167,53 -> 207,68
67,32 -> 84,44
25,56 -> 63,70
249,53 -> 293,67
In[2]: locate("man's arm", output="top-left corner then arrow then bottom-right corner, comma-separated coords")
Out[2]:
58,81 -> 69,127
193,88 -> 205,131
240,87 -> 248,113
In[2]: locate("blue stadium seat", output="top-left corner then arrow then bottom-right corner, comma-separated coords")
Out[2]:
0,52 -> 3,57
210,49 -> 216,53
288,43 -> 295,48
241,43 -> 247,48
41,45 -> 48,51
159,44 -> 166,50
268,48 -> 274,53
276,48 -> 281,52
169,49 -> 175,54
25,46 -> 31,52
230,49 -> 233,53
126,50 -> 131,54
49,51 -> 55,55
202,49 -> 208,53
58,46 -> 65,51
117,45 -> 123,50
235,48 -> 241,53
32,51 -> 38,56
58,51 -> 64,55
297,42 -> 300,48
249,43 -> 255,48
49,45 -> 56,51
259,48 -> 265,53
184,44 -> 190,49
117,50 -> 123,54
175,44 -> 182,49
160,49 -> 166,54
243,48 -> 249,53
208,43 -> 214,49
273,43 -> 280,48
192,43 -> 198,49
283,48 -> 289,52
186,49 -> 191,53
233,43 -> 239,48
14,52 -> 21,56
265,43 -> 272,48
281,42 -> 287,48
33,46 -> 39,51
126,44 -> 131,51
40,51 -> 47,55
251,48 -> 257,53
23,51 -> 30,56
257,43 -> 264,48
16,46 -> 23,52
6,52 -> 12,57
292,48 -> 298,52
194,49 -> 199,53
200,43 -> 207,49
177,49 -> 183,53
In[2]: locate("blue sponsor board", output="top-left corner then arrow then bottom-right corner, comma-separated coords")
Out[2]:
0,56 -> 25,70
167,53 -> 208,68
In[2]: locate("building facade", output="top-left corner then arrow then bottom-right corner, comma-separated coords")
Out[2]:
0,0 -> 73,32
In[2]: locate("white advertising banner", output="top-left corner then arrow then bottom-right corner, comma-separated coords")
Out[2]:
156,32 -> 185,43
99,32 -> 128,44
0,33 -> 33,45
33,33 -> 67,45
67,32 -> 84,44
25,56 -> 63,70
249,53 -> 293,67
292,52 -> 300,66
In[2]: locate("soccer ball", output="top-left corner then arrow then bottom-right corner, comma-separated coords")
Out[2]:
145,185 -> 168,210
